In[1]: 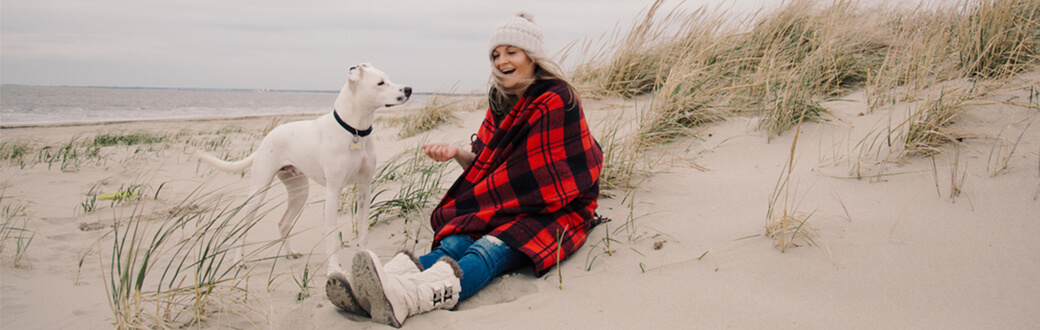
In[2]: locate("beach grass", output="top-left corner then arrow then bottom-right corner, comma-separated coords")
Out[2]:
0,188 -> 35,268
901,89 -> 973,157
38,137 -> 87,171
0,140 -> 36,169
957,0 -> 1040,79
103,182 -> 291,328
987,121 -> 1032,176
764,120 -> 821,252
571,0 -> 1038,147
0,130 -> 173,171
583,189 -> 650,272
92,131 -> 168,147
571,0 -> 673,98
595,108 -> 650,195
574,0 -> 887,141
338,142 -> 451,247
367,146 -> 450,220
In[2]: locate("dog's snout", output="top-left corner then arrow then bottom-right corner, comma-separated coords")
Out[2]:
404,87 -> 412,98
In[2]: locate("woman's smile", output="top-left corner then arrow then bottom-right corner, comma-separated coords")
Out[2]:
492,45 -> 534,89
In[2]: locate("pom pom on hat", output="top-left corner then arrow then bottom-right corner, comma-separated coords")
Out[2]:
488,12 -> 545,58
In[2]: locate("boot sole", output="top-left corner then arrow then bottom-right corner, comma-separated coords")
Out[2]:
353,251 -> 404,328
325,272 -> 368,317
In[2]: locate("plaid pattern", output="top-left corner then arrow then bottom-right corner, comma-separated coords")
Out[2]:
430,80 -> 603,276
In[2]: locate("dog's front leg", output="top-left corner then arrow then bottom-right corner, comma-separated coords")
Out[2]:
355,179 -> 372,248
324,184 -> 347,275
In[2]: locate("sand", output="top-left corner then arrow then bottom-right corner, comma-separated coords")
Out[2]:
2,72 -> 1039,329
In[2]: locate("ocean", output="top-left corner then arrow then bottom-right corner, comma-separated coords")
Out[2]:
0,85 -> 432,127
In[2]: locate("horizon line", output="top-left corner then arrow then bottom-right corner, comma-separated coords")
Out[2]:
0,83 -> 484,96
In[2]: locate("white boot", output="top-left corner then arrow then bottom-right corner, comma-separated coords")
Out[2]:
352,250 -> 462,327
326,250 -> 422,317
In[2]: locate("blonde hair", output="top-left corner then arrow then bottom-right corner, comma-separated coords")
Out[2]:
488,49 -> 579,117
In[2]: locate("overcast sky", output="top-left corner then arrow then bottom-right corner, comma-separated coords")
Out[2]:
1,0 -> 779,92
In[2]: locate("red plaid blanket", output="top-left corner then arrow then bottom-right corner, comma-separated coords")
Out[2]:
430,80 -> 603,276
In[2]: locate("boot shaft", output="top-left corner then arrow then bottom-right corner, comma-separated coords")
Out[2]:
384,250 -> 423,275
398,258 -> 462,314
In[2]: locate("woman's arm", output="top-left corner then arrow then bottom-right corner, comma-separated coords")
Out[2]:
422,143 -> 476,169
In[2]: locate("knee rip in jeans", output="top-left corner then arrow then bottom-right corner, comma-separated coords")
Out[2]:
483,235 -> 505,246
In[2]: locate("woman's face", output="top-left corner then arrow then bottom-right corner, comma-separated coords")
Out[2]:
492,45 -> 535,89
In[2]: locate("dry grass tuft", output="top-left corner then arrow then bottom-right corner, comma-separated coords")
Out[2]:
902,88 -> 974,157
765,119 -> 821,252
766,213 -> 821,252
595,109 -> 651,195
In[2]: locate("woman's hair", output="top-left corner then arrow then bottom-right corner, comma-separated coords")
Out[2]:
488,50 -> 580,118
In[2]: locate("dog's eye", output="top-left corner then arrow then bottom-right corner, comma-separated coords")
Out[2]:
378,81 -> 385,86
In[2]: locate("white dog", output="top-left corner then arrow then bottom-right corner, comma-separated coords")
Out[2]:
195,63 -> 411,275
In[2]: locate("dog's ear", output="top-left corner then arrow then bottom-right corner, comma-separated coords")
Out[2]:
348,65 -> 364,83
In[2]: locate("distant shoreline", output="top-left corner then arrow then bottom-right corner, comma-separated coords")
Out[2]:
0,112 -> 324,130
0,85 -> 482,128
0,84 -> 484,96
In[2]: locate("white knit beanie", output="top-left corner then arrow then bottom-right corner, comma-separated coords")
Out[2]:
488,12 -> 545,58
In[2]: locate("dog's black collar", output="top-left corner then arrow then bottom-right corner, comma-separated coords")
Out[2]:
333,109 -> 373,138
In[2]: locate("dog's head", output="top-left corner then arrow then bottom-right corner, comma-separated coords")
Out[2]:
346,63 -> 412,108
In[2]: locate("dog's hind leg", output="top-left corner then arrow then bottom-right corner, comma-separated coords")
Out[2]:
236,160 -> 280,266
277,166 -> 308,259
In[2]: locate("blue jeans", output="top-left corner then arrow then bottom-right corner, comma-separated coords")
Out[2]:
418,235 -> 527,301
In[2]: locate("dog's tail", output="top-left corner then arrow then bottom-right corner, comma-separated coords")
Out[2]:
194,151 -> 254,173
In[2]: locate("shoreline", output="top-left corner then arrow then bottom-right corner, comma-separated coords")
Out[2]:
1,85 -> 482,130
0,112 -> 326,130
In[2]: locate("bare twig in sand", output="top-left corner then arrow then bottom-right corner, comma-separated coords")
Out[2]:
831,191 -> 853,223
931,157 -> 943,197
555,225 -> 570,290
949,144 -> 965,201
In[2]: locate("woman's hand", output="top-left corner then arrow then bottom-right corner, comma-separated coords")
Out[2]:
423,143 -> 476,168
422,143 -> 459,162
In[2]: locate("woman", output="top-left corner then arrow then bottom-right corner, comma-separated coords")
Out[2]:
326,12 -> 603,327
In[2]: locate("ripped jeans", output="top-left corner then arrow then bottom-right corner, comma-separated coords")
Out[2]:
417,235 -> 527,301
